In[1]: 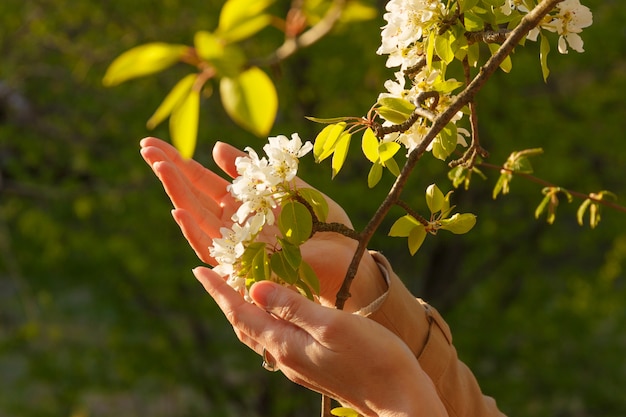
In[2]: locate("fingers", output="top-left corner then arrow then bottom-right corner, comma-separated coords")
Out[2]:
171,209 -> 215,265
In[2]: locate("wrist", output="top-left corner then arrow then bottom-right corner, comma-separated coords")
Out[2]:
343,251 -> 388,313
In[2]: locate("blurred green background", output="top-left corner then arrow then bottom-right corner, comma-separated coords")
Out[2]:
1,0 -> 625,416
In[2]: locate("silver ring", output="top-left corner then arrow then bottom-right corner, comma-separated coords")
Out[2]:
261,347 -> 278,372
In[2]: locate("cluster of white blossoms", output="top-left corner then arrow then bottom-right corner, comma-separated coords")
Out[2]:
525,0 -> 593,54
209,133 -> 313,294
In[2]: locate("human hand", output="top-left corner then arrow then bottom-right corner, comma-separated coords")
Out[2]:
192,266 -> 448,417
140,137 -> 385,310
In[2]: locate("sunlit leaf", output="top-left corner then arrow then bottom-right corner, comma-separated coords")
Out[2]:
220,66 -> 277,137
408,225 -> 427,255
426,183 -> 445,214
492,172 -> 511,199
361,128 -> 379,163
460,0 -> 480,13
331,132 -> 352,178
313,123 -> 347,162
432,123 -> 458,160
270,251 -> 299,284
306,116 -> 355,124
464,10 -> 484,31
377,97 -> 416,124
298,261 -> 320,296
435,31 -> 455,64
540,32 -> 551,82
368,162 -> 383,188
217,0 -> 275,43
576,198 -> 592,226
440,213 -> 477,234
277,238 -> 302,269
331,407 -> 360,417
147,73 -> 197,130
278,201 -> 312,245
169,88 -> 200,158
384,156 -> 401,177
298,188 -> 329,222
103,43 -> 188,86
489,43 -> 512,73
389,215 -> 421,237
194,30 -> 245,77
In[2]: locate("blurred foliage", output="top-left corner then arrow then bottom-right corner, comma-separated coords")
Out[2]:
1,0 -> 625,416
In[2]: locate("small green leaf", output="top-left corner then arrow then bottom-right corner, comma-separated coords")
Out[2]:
377,97 -> 416,124
440,213 -> 477,234
361,128 -> 379,163
540,32 -> 551,82
147,73 -> 197,130
460,0 -> 480,13
217,0 -> 275,43
368,162 -> 383,188
464,10 -> 484,31
297,188 -> 329,222
313,123 -> 347,162
389,215 -> 422,237
103,43 -> 188,86
220,66 -> 277,137
331,132 -> 352,178
298,261 -> 320,296
576,198 -> 592,226
492,172 -> 512,199
426,184 -> 445,214
434,31 -> 455,64
306,116 -> 355,124
378,141 -> 401,163
432,123 -> 458,160
408,225 -> 427,255
169,88 -> 200,158
250,245 -> 270,283
384,156 -> 401,177
488,43 -> 512,73
277,238 -> 302,269
270,251 -> 299,284
511,156 -> 533,174
278,201 -> 313,245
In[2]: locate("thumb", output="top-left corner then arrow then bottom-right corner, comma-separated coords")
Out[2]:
249,281 -> 328,332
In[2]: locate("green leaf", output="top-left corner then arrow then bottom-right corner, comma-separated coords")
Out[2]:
540,32 -> 551,82
277,238 -> 302,269
464,10 -> 484,31
220,66 -> 277,137
194,30 -> 246,77
306,116 -> 355,124
298,261 -> 320,296
240,242 -> 269,284
297,188 -> 329,222
313,123 -> 347,162
535,193 -> 551,220
492,172 -> 511,199
250,245 -> 270,283
367,162 -> 383,188
103,43 -> 188,86
217,0 -> 275,43
440,213 -> 477,234
278,201 -> 313,245
378,141 -> 401,163
147,73 -> 197,130
270,251 -> 299,284
377,97 -> 416,124
408,225 -> 427,255
434,31 -> 455,64
389,215 -> 422,237
460,0 -> 480,13
169,88 -> 200,159
331,132 -> 352,178
426,183 -> 445,214
384,156 -> 401,177
432,123 -> 458,160
511,156 -> 533,174
361,128 -> 379,163
488,43 -> 512,73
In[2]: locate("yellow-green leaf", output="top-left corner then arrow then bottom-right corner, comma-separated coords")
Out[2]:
540,32 -> 551,82
103,43 -> 188,86
435,32 -> 455,64
378,141 -> 401,163
217,0 -> 275,43
368,162 -> 383,188
408,225 -> 427,255
297,188 -> 329,222
426,183 -> 445,214
331,407 -> 359,417
147,73 -> 197,130
220,66 -> 277,137
389,215 -> 422,237
331,132 -> 351,178
169,88 -> 200,159
313,123 -> 347,162
440,213 -> 477,234
298,261 -> 320,296
361,128 -> 379,163
278,201 -> 312,245
488,43 -> 512,73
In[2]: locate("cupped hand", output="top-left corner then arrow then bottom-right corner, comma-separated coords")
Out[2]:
140,137 -> 385,310
192,267 -> 447,417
